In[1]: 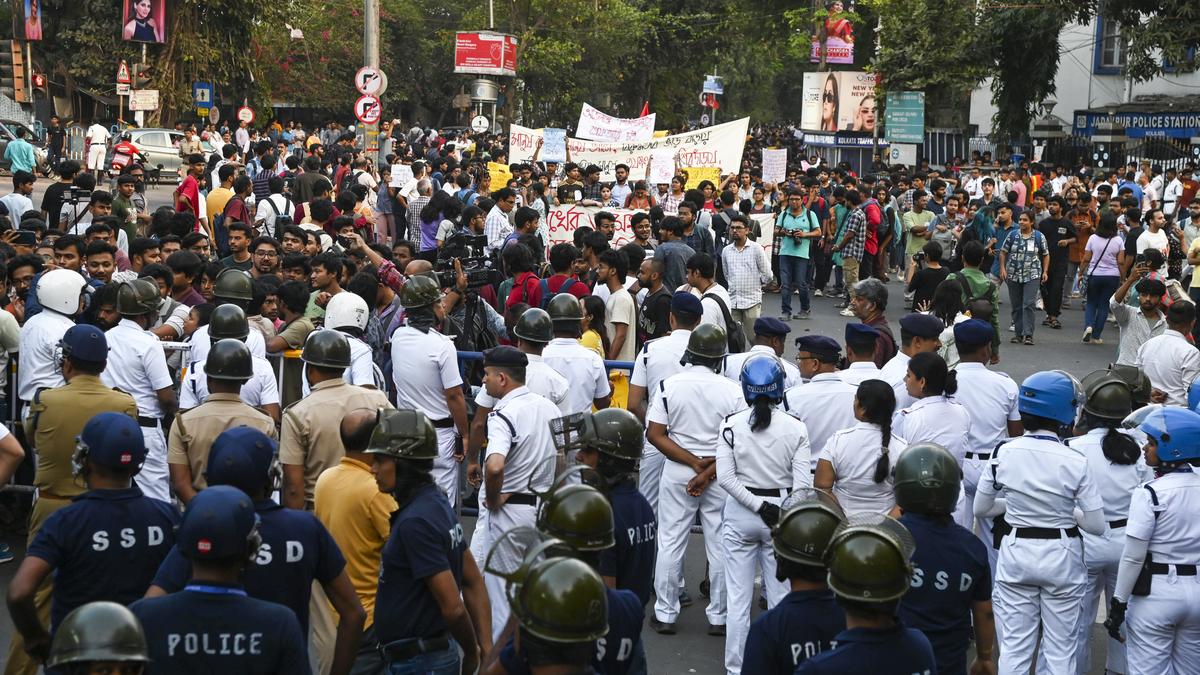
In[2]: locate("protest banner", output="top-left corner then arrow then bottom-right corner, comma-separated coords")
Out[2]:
649,149 -> 674,185
541,128 -> 567,163
488,162 -> 513,188
546,205 -> 643,248
509,117 -> 750,182
682,167 -> 721,190
389,162 -> 414,188
575,103 -> 657,142
762,148 -> 787,184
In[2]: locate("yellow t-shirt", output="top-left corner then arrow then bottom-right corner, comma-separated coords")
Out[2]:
1190,238 -> 1200,288
580,330 -> 604,358
206,186 -> 234,222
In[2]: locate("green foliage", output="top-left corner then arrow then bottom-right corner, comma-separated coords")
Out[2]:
981,7 -> 1071,142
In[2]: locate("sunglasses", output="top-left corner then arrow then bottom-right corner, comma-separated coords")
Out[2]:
822,92 -> 835,103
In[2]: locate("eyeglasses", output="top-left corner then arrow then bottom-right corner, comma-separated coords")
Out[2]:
255,250 -> 279,258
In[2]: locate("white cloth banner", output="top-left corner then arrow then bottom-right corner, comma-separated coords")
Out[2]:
762,148 -> 787,184
575,103 -> 656,142
649,149 -> 675,185
509,117 -> 750,182
544,205 -> 776,254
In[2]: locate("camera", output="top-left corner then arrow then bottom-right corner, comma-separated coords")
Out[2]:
436,232 -> 502,290
912,251 -> 926,263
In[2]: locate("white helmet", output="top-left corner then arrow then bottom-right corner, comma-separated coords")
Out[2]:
325,292 -> 369,331
37,269 -> 87,316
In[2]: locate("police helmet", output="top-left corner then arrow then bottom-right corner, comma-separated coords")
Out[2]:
740,355 -> 785,404
536,483 -> 615,552
37,268 -> 88,316
365,408 -> 438,461
825,515 -> 915,603
116,278 -> 161,316
58,324 -> 109,364
684,323 -> 728,360
893,443 -> 961,516
1080,371 -> 1133,420
550,409 -> 643,463
301,330 -> 351,369
1107,364 -> 1153,408
1128,405 -> 1200,463
514,307 -> 554,344
398,274 -> 441,310
47,601 -> 149,668
773,489 -> 846,567
205,339 -> 253,382
73,412 -> 146,477
176,485 -> 261,561
208,303 -> 250,342
511,557 -> 608,643
325,292 -> 370,332
213,268 -> 253,301
205,427 -> 278,495
546,293 -> 584,325
1018,370 -> 1081,426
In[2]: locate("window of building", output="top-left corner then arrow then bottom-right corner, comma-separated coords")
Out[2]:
1099,18 -> 1126,70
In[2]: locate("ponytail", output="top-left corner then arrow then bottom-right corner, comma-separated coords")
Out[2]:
1101,427 -> 1140,465
749,397 -> 773,432
944,370 -> 958,396
908,351 -> 954,397
855,379 -> 897,484
873,420 -> 892,483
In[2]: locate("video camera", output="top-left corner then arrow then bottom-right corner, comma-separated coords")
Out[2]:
436,231 -> 502,290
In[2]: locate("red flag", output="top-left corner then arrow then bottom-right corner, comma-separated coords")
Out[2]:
639,100 -> 650,117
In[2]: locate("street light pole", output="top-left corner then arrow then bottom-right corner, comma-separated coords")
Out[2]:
363,0 -> 380,164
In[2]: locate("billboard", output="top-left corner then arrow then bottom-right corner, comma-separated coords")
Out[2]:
21,0 -> 42,41
810,0 -> 855,65
122,0 -> 167,43
800,71 -> 876,133
454,32 -> 518,77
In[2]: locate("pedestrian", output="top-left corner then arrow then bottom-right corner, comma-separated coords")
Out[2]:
1108,263 -> 1165,365
717,356 -> 812,675
1135,300 -> 1200,406
998,209 -> 1049,345
1078,213 -> 1123,344
1037,196 -> 1076,330
831,189 -> 868,314
774,189 -> 821,321
813,379 -> 906,516
847,278 -> 896,366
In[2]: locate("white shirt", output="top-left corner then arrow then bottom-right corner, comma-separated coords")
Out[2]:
592,276 -> 636,305
86,123 -> 110,146
542,337 -> 611,416
1109,299 -> 1165,367
0,192 -> 33,220
302,333 -> 377,395
878,351 -> 912,408
838,361 -> 882,387
101,319 -> 174,418
235,127 -> 251,154
17,308 -> 74,403
720,240 -> 772,309
180,355 -> 280,409
717,406 -> 812,512
647,365 -> 745,457
722,346 -> 801,390
390,325 -> 463,420
819,421 -> 908,516
1127,471 -> 1200,564
475,355 -> 569,413
1070,428 -> 1153,525
892,395 -> 971,464
1136,228 -> 1170,276
678,283 -> 731,335
610,181 -> 632,207
210,160 -> 229,192
190,327 -> 267,366
784,373 -> 857,466
1136,329 -> 1200,406
255,193 -> 294,229
1163,178 -> 1184,216
976,431 -> 1102,529
952,362 -> 1020,455
485,387 -> 559,494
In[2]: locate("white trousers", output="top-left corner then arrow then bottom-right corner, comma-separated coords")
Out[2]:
722,496 -> 787,675
993,534 -> 1086,675
962,457 -> 998,579
1126,570 -> 1200,675
134,425 -> 171,503
86,144 -> 106,171
638,438 -> 664,511
431,427 -> 459,505
481,502 -> 537,643
309,581 -> 336,675
1073,529 -> 1125,675
653,459 -> 726,625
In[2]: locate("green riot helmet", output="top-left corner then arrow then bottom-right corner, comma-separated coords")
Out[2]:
213,268 -> 253,302
511,557 -> 609,643
1107,363 -> 1152,408
399,274 -> 441,309
536,483 -> 615,552
365,408 -> 438,461
684,323 -> 728,361
825,515 -> 916,604
772,488 -> 847,566
208,303 -> 250,342
205,338 -> 253,382
546,293 -> 584,326
47,601 -> 149,668
116,278 -> 161,316
514,307 -> 554,344
1080,371 -> 1134,420
301,329 -> 351,369
893,443 -> 961,517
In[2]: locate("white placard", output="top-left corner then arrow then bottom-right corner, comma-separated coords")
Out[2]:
389,162 -> 413,188
541,128 -> 567,163
128,89 -> 159,111
649,149 -> 675,185
575,103 -> 656,142
762,148 -> 787,184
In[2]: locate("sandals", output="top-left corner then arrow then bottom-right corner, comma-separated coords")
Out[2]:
1048,318 -> 1062,330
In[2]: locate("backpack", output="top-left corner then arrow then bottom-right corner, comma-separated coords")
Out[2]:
339,170 -> 362,195
259,197 -> 294,238
702,292 -> 747,353
539,277 -> 577,308
948,271 -> 996,309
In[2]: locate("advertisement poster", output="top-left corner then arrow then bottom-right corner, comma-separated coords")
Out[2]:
800,71 -> 877,133
21,0 -> 41,41
810,0 -> 855,64
454,32 -> 518,77
122,0 -> 166,43
575,103 -> 656,142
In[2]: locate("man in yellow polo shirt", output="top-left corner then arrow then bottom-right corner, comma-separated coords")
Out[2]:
314,408 -> 399,673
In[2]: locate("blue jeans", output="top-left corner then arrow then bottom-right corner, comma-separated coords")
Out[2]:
384,638 -> 459,675
779,255 -> 811,314
1007,279 -> 1039,337
1084,275 -> 1121,338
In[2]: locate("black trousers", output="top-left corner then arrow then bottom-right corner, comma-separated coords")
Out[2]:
1041,265 -> 1068,317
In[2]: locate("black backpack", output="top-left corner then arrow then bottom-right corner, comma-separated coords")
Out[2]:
702,292 -> 747,353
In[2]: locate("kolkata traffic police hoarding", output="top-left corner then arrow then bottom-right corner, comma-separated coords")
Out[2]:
800,71 -> 877,134
453,31 -> 518,77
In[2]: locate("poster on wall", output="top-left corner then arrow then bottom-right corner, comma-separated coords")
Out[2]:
122,0 -> 167,43
810,0 -> 855,64
800,71 -> 877,134
20,0 -> 42,41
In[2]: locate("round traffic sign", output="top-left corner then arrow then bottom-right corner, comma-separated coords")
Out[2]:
236,106 -> 255,124
355,95 -> 382,125
355,67 -> 387,96
471,115 -> 489,133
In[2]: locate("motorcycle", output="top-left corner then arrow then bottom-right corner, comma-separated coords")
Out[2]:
109,136 -> 148,174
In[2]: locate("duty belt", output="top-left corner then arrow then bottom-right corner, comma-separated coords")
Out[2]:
964,451 -> 991,460
1013,526 -> 1080,539
430,417 -> 455,429
379,634 -> 451,663
1149,562 -> 1197,576
747,487 -> 787,497
504,493 -> 538,506
1109,518 -> 1127,529
137,416 -> 160,428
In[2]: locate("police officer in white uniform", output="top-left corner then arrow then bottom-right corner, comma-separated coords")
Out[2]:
721,317 -> 802,389
390,275 -> 470,502
879,313 -> 944,409
973,370 -> 1105,675
1105,406 -> 1200,675
100,279 -> 177,503
814,378 -> 907,516
189,269 -> 268,366
479,345 -> 560,641
718,356 -> 812,675
838,323 -> 883,387
18,269 -> 86,415
647,324 -> 746,636
628,292 -> 699,510
542,293 -> 612,416
785,335 -> 856,477
302,292 -> 380,393
178,304 -> 281,422
950,318 -> 1023,573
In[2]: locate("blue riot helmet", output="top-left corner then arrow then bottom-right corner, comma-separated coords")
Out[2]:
1129,405 -> 1200,463
1018,370 -> 1082,426
740,355 -> 785,405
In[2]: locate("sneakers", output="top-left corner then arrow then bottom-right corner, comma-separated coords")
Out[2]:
813,289 -> 824,297
1092,337 -> 1104,345
0,542 -> 11,564
794,311 -> 811,320
839,307 -> 855,317
1082,326 -> 1093,343
779,314 -> 793,322
1008,324 -> 1015,332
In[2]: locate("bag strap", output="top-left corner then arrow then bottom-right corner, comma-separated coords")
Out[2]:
1087,237 -> 1114,278
702,292 -> 735,333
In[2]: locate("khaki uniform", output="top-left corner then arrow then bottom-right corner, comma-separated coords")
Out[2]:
4,374 -> 137,675
167,392 -> 278,492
